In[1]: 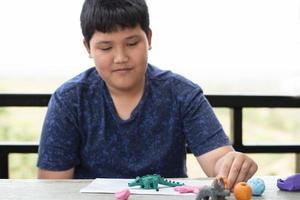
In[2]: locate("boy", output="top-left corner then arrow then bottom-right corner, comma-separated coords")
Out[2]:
37,0 -> 257,189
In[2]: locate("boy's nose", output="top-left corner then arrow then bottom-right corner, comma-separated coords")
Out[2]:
114,48 -> 129,64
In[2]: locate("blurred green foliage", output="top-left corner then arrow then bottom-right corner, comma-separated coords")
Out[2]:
0,107 -> 46,178
9,154 -> 38,179
243,108 -> 300,145
0,108 -> 46,141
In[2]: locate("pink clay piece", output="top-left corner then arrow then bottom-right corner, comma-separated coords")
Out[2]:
115,188 -> 130,200
174,185 -> 204,194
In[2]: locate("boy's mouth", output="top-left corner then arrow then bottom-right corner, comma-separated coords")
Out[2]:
112,67 -> 133,72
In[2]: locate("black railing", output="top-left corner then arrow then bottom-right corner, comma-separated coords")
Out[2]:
0,94 -> 300,178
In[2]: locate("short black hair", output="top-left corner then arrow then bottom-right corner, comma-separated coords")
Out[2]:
80,0 -> 150,46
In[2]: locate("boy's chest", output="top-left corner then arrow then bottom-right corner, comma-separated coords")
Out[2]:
80,90 -> 182,153
82,99 -> 182,153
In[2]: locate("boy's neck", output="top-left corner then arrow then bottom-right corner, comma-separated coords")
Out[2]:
107,79 -> 146,120
107,78 -> 145,99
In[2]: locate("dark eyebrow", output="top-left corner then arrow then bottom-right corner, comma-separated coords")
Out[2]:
95,35 -> 141,45
125,35 -> 141,40
95,41 -> 112,45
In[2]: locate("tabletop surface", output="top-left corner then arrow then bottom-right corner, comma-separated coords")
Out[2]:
0,176 -> 299,200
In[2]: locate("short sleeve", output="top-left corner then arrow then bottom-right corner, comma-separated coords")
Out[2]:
181,87 -> 230,157
37,90 -> 80,170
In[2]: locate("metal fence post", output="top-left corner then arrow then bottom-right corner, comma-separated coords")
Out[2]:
296,154 -> 300,173
0,152 -> 9,178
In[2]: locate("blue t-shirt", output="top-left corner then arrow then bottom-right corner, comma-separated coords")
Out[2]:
37,64 -> 230,178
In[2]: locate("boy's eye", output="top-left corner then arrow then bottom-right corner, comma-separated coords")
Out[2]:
127,41 -> 138,47
100,47 -> 112,51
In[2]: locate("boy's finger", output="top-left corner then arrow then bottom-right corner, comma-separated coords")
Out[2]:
233,160 -> 251,185
217,155 -> 234,178
245,163 -> 258,181
227,156 -> 245,189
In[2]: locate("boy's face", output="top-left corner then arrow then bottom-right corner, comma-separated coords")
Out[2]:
85,25 -> 152,93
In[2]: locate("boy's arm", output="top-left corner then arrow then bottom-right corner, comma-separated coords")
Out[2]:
196,145 -> 258,189
38,168 -> 74,179
37,91 -> 79,179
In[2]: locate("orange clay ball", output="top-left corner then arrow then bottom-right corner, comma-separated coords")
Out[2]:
234,182 -> 252,200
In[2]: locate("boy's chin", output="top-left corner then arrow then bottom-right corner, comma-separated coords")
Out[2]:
110,83 -> 139,92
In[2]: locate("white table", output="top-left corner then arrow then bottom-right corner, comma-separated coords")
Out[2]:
0,177 -> 299,199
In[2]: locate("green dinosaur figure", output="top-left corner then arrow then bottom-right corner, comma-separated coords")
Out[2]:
128,174 -> 184,191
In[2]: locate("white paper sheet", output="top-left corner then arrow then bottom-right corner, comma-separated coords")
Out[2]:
80,178 -> 212,195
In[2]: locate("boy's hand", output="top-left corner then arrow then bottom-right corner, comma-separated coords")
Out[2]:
216,151 -> 258,190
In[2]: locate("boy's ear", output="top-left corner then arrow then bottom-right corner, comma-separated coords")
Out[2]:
147,28 -> 152,50
83,39 -> 92,58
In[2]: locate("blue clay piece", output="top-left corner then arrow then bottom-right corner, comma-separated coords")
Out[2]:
247,177 -> 265,196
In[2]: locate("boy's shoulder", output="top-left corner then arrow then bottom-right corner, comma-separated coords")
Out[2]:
54,67 -> 101,95
147,64 -> 202,91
